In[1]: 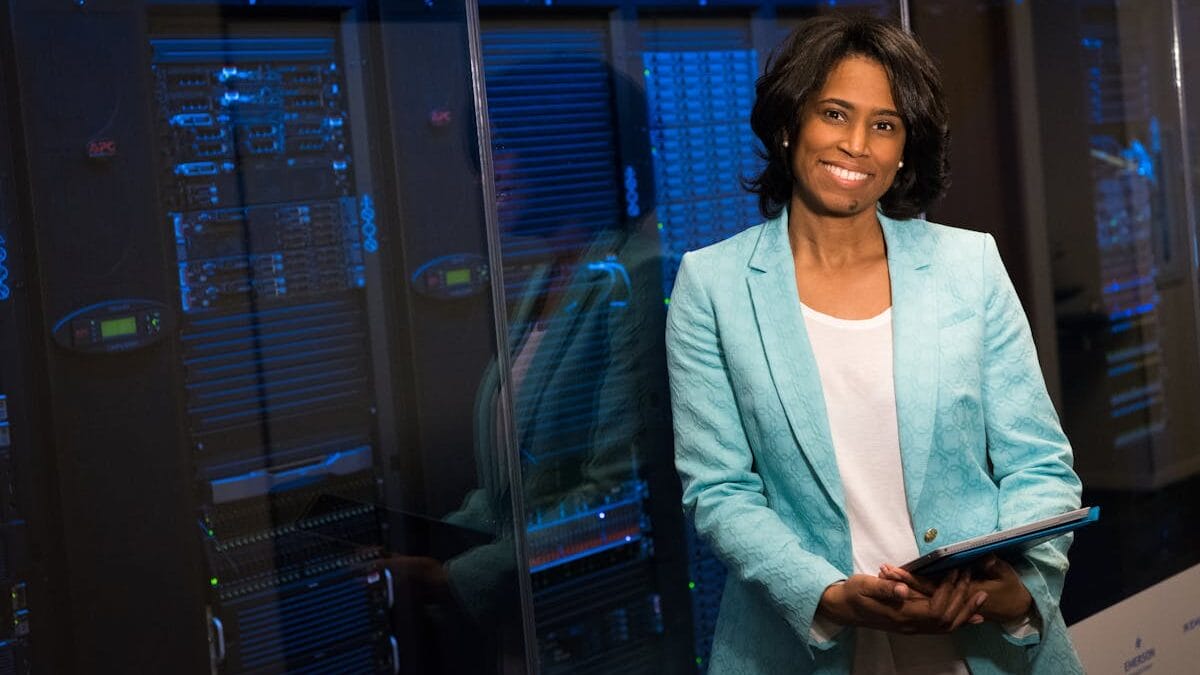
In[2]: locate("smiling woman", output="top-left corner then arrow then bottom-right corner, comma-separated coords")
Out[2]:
791,56 -> 906,219
667,14 -> 1084,675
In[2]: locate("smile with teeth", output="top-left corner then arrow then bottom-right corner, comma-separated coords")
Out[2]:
822,162 -> 869,182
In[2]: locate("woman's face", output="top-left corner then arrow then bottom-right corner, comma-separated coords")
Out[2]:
789,55 -> 906,218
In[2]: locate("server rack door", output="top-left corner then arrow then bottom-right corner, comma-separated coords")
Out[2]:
479,12 -> 701,673
1023,0 -> 1200,621
478,4 -> 902,672
1057,0 -> 1200,492
4,0 -> 531,672
7,2 -> 212,670
1026,0 -> 1200,490
0,9 -> 38,671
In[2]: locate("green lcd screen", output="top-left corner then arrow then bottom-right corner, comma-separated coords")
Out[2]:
100,316 -> 138,340
445,269 -> 471,286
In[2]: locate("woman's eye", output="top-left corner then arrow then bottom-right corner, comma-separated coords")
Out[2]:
823,109 -> 845,121
874,121 -> 895,131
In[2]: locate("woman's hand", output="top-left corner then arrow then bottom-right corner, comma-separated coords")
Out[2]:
817,569 -> 986,634
378,554 -> 452,604
880,556 -> 1032,624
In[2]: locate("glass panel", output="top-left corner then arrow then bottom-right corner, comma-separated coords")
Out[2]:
1018,0 -> 1200,620
0,1 -> 529,673
478,2 -> 900,672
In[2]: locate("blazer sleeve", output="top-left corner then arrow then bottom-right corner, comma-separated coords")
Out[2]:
979,234 -> 1083,647
666,252 -> 846,650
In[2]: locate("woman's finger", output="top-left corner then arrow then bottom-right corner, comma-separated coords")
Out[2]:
928,568 -> 958,617
880,564 -> 938,596
937,569 -> 973,629
855,574 -> 909,605
951,591 -> 988,630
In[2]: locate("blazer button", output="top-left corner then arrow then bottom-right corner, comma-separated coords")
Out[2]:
923,528 -> 938,543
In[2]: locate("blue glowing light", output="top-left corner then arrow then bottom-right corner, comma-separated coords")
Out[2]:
0,234 -> 9,301
360,195 -> 378,254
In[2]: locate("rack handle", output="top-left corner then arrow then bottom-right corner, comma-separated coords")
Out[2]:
211,616 -> 226,664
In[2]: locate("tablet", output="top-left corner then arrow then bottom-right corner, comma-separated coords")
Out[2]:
901,506 -> 1100,575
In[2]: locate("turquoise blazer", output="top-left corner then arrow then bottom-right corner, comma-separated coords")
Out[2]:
666,209 -> 1084,674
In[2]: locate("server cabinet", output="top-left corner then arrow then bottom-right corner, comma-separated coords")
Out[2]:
480,18 -> 687,673
1017,0 -> 1200,621
2,0 -> 530,673
477,3 -> 899,672
0,12 -> 36,671
1030,0 -> 1200,492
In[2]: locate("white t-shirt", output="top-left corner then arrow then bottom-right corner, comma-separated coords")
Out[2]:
801,302 -> 967,675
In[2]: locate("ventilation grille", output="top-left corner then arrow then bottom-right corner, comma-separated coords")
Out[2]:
181,298 -> 371,437
482,26 -> 621,268
227,570 -> 388,672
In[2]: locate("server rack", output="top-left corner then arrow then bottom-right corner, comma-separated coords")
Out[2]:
480,18 -> 686,673
0,12 -> 35,671
1033,0 -> 1200,493
2,0 -> 531,672
1024,0 -> 1200,621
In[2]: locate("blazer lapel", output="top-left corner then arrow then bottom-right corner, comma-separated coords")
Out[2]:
747,210 -> 846,518
880,214 -> 939,513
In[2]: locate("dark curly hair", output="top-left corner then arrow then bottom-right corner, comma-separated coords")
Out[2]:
745,14 -> 949,220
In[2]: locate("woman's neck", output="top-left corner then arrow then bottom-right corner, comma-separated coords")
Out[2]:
786,204 -> 886,270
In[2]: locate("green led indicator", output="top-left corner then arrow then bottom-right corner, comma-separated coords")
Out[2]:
664,297 -> 671,306
209,577 -> 219,587
207,529 -> 214,537
688,581 -> 696,590
643,68 -> 651,77
696,657 -> 703,665
657,222 -> 664,230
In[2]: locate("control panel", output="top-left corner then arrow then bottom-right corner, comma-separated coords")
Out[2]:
52,300 -> 169,354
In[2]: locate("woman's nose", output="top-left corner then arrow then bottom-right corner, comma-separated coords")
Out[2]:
838,123 -> 870,157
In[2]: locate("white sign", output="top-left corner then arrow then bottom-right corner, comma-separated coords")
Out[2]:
1070,563 -> 1200,674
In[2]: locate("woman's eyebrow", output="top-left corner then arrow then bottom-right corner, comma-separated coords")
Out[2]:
818,97 -> 902,119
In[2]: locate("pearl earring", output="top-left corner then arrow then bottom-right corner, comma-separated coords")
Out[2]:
898,161 -> 904,168
782,140 -> 790,148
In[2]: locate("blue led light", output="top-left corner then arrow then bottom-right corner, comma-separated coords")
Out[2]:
0,234 -> 9,301
623,165 -> 641,218
1108,302 -> 1157,322
359,195 -> 378,254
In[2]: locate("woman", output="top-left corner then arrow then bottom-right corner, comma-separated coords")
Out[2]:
666,15 -> 1083,675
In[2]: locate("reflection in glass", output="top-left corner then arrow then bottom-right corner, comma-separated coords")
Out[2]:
479,4 -> 900,672
1,1 -> 527,673
1020,0 -> 1200,622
